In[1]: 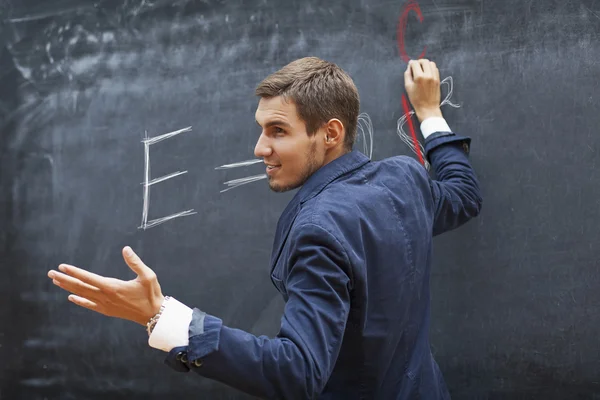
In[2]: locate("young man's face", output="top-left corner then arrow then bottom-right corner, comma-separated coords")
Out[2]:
254,96 -> 326,192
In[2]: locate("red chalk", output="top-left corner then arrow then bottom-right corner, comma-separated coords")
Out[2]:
402,93 -> 424,165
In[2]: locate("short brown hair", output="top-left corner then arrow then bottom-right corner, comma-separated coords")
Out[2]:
255,57 -> 360,151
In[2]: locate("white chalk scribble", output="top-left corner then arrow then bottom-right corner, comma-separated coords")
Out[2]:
357,112 -> 374,159
215,158 -> 266,192
215,159 -> 264,170
220,174 -> 268,193
139,126 -> 196,230
396,76 -> 460,170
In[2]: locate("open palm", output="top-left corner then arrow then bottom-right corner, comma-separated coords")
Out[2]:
47,246 -> 165,326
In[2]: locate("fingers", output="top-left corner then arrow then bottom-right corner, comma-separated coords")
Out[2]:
430,61 -> 440,82
418,59 -> 431,76
410,59 -> 439,80
49,269 -> 104,301
122,246 -> 155,281
55,263 -> 109,289
68,294 -> 102,313
404,63 -> 414,86
409,60 -> 424,80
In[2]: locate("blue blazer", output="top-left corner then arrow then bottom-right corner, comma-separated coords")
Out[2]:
165,131 -> 482,399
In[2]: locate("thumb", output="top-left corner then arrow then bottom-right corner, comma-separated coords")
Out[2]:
122,246 -> 153,279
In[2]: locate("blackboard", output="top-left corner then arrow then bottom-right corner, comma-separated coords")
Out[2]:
1,0 -> 599,398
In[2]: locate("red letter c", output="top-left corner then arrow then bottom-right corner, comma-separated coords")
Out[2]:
397,0 -> 427,63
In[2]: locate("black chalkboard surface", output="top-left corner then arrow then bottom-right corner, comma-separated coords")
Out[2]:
1,0 -> 599,399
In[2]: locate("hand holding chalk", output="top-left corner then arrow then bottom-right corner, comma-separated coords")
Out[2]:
404,59 -> 443,123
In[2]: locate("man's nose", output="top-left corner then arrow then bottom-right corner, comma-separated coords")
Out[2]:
254,133 -> 272,158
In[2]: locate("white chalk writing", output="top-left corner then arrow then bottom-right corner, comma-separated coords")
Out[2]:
139,126 -> 196,230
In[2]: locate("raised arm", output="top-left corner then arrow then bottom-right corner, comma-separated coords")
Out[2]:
405,59 -> 483,235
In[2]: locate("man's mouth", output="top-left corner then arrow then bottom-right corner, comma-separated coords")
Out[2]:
266,164 -> 280,175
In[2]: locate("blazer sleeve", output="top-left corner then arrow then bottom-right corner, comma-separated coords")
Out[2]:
423,131 -> 483,236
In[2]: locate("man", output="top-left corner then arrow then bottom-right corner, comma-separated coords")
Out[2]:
48,57 -> 482,399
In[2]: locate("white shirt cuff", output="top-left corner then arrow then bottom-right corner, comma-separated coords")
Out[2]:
420,117 -> 452,139
148,297 -> 193,352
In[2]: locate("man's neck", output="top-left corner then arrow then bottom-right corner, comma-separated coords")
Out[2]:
322,147 -> 351,167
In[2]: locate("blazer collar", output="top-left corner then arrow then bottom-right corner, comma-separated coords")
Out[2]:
269,150 -> 370,273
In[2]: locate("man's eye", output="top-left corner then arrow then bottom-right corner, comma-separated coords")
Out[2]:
274,127 -> 285,134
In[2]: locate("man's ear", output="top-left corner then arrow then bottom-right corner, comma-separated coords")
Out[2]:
324,118 -> 345,148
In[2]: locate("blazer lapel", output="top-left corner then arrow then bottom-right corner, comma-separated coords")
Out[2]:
268,151 -> 370,277
269,200 -> 300,277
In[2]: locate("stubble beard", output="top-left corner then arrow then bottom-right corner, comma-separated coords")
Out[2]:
268,142 -> 320,193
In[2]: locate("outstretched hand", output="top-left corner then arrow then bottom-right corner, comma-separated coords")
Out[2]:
47,246 -> 165,326
404,59 -> 443,123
